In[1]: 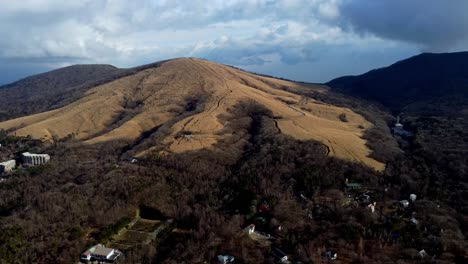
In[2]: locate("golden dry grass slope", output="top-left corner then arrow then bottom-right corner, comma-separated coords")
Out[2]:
0,58 -> 384,170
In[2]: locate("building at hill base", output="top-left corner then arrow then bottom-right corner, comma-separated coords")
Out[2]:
22,152 -> 50,166
0,160 -> 16,174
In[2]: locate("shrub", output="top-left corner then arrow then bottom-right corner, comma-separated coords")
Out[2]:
339,113 -> 348,122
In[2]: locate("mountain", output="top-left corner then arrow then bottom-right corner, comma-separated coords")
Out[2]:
0,61 -> 172,122
1,57 -> 466,264
327,52 -> 468,114
0,58 -> 387,170
0,64 -> 123,121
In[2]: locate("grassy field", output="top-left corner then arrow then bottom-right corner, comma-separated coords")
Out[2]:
109,218 -> 165,250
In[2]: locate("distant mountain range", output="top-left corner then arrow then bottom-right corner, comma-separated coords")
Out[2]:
327,52 -> 468,115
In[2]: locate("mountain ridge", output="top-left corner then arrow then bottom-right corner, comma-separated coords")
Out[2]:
327,51 -> 468,114
0,59 -> 177,122
0,58 -> 386,170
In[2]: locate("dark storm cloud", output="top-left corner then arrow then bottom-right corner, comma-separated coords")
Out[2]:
339,0 -> 468,51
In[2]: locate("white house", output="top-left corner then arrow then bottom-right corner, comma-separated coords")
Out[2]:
80,244 -> 121,262
0,160 -> 16,173
393,116 -> 413,136
400,200 -> 410,208
217,255 -> 235,263
245,224 -> 255,234
22,152 -> 50,166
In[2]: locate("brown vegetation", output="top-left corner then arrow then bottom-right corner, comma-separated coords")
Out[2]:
0,58 -> 385,170
0,101 -> 465,263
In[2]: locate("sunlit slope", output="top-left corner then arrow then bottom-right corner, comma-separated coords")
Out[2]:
0,58 -> 384,170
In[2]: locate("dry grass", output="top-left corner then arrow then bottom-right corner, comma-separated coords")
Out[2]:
0,58 -> 384,170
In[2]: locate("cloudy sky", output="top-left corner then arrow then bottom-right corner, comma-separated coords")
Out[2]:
1,0 -> 467,85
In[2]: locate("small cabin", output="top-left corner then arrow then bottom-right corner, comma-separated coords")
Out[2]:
345,182 -> 364,190
272,247 -> 289,263
393,116 -> 413,136
217,254 -> 235,263
245,224 -> 255,234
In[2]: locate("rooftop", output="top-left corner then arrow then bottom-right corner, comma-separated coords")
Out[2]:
22,152 -> 49,157
92,246 -> 114,257
345,182 -> 363,189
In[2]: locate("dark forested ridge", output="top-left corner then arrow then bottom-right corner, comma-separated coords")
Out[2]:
327,52 -> 468,114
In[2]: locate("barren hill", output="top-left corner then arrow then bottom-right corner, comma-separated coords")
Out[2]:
0,58 -> 384,170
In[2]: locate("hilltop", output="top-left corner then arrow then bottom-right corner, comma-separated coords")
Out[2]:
0,58 -> 386,170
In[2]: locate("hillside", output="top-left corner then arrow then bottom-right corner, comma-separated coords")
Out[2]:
0,58 -> 386,170
0,64 -> 124,121
0,60 -> 172,122
327,52 -> 468,114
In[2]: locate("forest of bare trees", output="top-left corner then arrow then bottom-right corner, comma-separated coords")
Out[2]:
0,99 -> 466,263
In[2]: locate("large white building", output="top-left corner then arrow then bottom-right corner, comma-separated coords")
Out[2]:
80,244 -> 121,262
22,152 -> 50,166
0,160 -> 16,173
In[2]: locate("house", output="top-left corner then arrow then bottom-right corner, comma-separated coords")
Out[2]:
272,247 -> 290,263
22,152 -> 50,166
245,224 -> 256,235
419,249 -> 428,259
325,251 -> 338,261
368,202 -> 377,213
410,217 -> 419,225
393,116 -> 413,136
345,179 -> 364,191
244,224 -> 273,242
0,160 -> 16,174
80,244 -> 121,262
217,254 -> 235,263
400,200 -> 409,208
